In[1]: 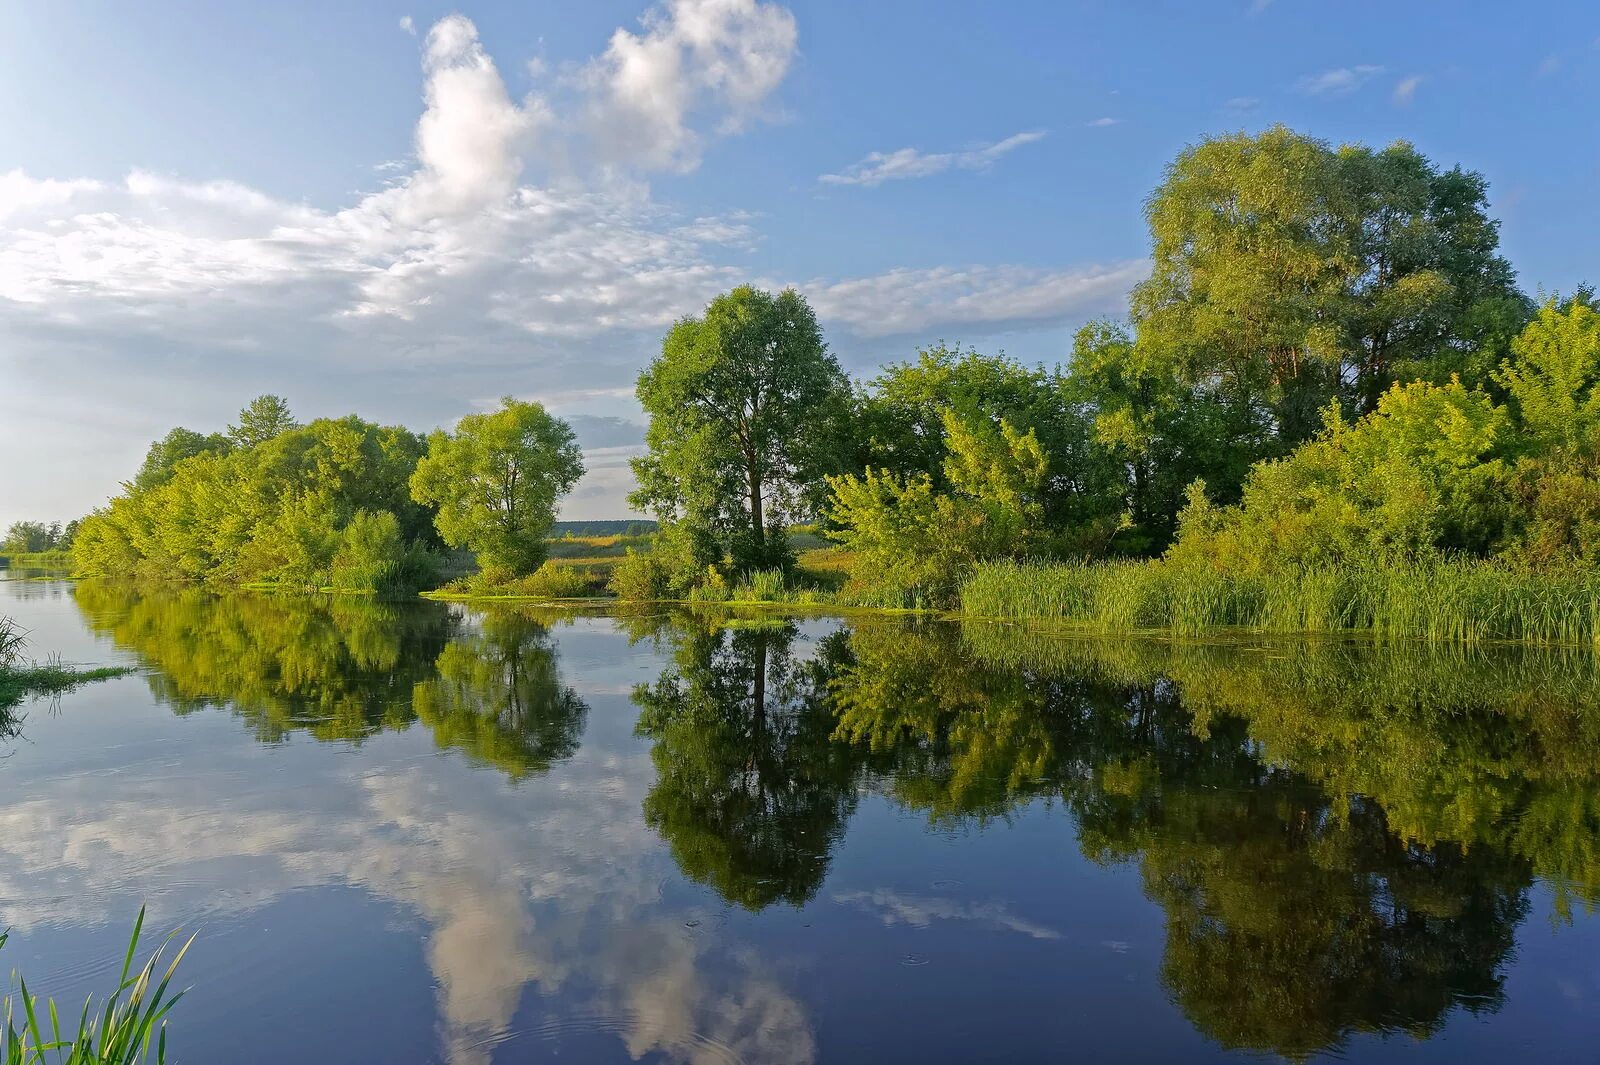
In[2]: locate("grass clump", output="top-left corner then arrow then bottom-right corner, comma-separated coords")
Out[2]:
0,617 -> 134,711
959,558 -> 1600,645
2,908 -> 192,1065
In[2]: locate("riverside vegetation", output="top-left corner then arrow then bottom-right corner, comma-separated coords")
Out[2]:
28,126 -> 1599,643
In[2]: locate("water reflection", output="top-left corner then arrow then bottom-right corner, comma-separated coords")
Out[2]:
637,616 -> 1600,1058
14,582 -> 1600,1062
632,619 -> 862,910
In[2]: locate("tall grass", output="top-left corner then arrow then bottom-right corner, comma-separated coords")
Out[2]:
959,559 -> 1600,646
2,908 -> 192,1065
0,618 -> 24,670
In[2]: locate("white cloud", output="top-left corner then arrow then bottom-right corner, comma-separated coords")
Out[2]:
399,14 -> 416,35
581,0 -> 799,173
819,130 -> 1046,187
1295,64 -> 1383,97
1086,117 -> 1120,128
1393,74 -> 1424,105
805,260 -> 1147,337
1222,96 -> 1260,113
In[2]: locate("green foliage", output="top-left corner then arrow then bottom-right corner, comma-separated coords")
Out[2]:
409,397 -> 584,576
1133,127 -> 1525,444
132,428 -> 230,491
607,548 -> 674,601
631,286 -> 850,577
960,558 -> 1600,644
227,393 -> 299,449
852,343 -> 1123,543
2,908 -> 192,1065
2,521 -> 76,556
1159,302 -> 1600,578
328,510 -> 439,595
825,410 -> 1049,606
1170,379 -> 1512,571
75,414 -> 437,589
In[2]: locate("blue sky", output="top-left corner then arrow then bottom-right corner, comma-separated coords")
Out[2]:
1,0 -> 1595,524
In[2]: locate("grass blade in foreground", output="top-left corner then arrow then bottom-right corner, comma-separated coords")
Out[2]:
1,908 -> 192,1065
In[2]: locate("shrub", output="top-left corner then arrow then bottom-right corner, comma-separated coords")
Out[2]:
608,549 -> 672,601
519,562 -> 597,599
329,511 -> 438,595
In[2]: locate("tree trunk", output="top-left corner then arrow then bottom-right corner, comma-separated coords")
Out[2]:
748,462 -> 765,554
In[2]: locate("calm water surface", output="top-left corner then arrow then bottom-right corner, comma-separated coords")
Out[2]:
1,572 -> 1598,1063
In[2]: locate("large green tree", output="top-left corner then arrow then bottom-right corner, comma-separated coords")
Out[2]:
852,343 -> 1123,545
1130,126 -> 1528,455
631,286 -> 850,574
409,397 -> 584,576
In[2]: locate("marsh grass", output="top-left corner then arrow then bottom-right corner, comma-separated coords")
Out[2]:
0,618 -> 134,711
960,559 -> 1600,645
2,908 -> 192,1065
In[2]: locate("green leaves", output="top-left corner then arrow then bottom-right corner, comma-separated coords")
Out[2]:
631,286 -> 849,579
408,397 -> 584,576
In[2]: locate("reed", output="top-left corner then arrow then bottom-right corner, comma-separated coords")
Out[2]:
2,908 -> 192,1065
958,559 -> 1600,646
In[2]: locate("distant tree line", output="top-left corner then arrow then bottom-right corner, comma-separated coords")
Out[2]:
2,520 -> 78,556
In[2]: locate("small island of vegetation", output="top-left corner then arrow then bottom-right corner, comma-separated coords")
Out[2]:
20,126 -> 1597,645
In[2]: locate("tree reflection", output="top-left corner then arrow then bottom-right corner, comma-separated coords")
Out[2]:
826,621 -> 1586,1059
633,618 -> 863,910
75,580 -> 450,743
413,609 -> 587,779
72,582 -> 586,779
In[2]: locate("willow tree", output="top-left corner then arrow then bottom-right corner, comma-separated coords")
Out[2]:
630,286 -> 850,575
410,397 -> 584,576
1131,125 -> 1527,452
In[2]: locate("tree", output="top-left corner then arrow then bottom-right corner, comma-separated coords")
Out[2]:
2,521 -> 56,554
631,286 -> 850,575
228,394 -> 299,449
825,410 -> 1049,605
133,427 -> 232,490
409,397 -> 584,576
853,343 -> 1123,547
1130,126 -> 1527,456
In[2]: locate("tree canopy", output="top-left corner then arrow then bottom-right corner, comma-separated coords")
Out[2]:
631,286 -> 850,576
409,397 -> 584,576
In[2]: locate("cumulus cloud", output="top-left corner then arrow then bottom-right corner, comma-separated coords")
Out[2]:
581,0 -> 799,172
1295,64 -> 1383,97
818,130 -> 1046,187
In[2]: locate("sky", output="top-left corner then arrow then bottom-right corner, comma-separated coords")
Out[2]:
1,0 -> 1596,525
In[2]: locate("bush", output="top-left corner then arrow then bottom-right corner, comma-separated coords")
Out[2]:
329,511 -> 439,595
609,549 -> 673,600
519,562 -> 597,598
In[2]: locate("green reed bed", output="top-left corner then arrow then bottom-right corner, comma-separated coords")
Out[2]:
959,559 -> 1600,645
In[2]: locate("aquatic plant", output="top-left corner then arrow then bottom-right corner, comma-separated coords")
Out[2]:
959,559 -> 1600,645
1,909 -> 192,1065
